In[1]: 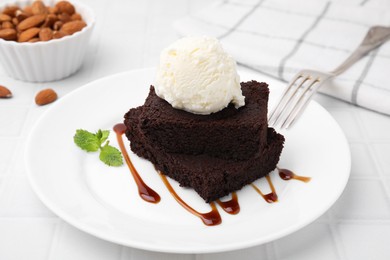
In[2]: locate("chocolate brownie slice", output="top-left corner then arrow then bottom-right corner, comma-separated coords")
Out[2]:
127,118 -> 284,202
135,81 -> 269,161
124,81 -> 285,202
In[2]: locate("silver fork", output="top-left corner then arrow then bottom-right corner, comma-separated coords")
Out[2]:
268,26 -> 390,129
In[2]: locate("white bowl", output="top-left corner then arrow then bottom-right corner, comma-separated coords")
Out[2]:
0,0 -> 95,82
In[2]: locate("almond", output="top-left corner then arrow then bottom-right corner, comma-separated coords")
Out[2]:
0,14 -> 12,22
53,20 -> 63,31
2,6 -> 19,17
55,1 -> 75,15
28,37 -> 40,43
0,28 -> 17,40
23,6 -> 33,16
48,6 -> 58,14
18,27 -> 40,42
17,14 -> 46,31
1,1 -> 86,43
39,27 -> 53,41
41,13 -> 57,28
60,20 -> 86,35
35,88 -> 57,106
58,12 -> 71,23
12,17 -> 19,26
71,13 -> 82,21
2,21 -> 14,29
0,85 -> 12,98
15,10 -> 28,22
32,1 -> 48,15
53,30 -> 66,39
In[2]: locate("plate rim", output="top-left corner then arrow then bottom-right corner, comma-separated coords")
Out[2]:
25,67 -> 351,254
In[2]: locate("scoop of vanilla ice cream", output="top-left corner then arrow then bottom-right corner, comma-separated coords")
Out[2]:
154,36 -> 245,115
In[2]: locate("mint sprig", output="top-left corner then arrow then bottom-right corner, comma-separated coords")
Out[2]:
74,129 -> 123,167
100,142 -> 124,166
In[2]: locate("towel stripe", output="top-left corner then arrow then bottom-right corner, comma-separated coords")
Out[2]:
351,48 -> 379,104
278,2 -> 331,80
218,0 -> 265,40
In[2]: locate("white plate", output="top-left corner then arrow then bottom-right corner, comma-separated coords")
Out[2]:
25,68 -> 350,254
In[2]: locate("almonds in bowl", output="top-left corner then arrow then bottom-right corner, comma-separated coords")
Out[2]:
0,0 -> 95,82
0,1 -> 87,43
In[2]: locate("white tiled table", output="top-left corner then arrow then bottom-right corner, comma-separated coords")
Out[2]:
1,0 -> 390,259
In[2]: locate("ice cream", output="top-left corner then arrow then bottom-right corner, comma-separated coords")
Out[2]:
154,36 -> 245,115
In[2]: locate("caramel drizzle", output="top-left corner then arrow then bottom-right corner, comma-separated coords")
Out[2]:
216,192 -> 240,214
114,124 -> 160,204
251,175 -> 278,203
277,167 -> 311,183
114,123 -> 312,225
158,172 -> 222,226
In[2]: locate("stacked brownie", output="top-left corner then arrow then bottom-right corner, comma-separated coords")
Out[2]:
124,81 -> 284,202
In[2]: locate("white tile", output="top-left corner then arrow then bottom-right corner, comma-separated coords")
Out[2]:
123,247 -> 194,260
229,0 -> 260,5
0,81 -> 36,106
197,245 -> 267,260
316,211 -> 330,222
338,224 -> 390,260
0,106 -> 29,136
274,223 -> 338,260
349,143 -> 379,177
0,219 -> 56,260
7,137 -> 27,175
19,106 -> 49,136
189,0 -> 217,13
372,143 -> 390,177
51,223 -> 121,260
0,138 -> 17,174
385,180 -> 390,195
327,110 -> 364,141
149,0 -> 189,15
331,179 -> 390,219
357,109 -> 390,140
77,0 -> 108,11
0,175 -> 55,217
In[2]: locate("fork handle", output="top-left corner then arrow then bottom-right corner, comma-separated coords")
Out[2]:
331,26 -> 390,76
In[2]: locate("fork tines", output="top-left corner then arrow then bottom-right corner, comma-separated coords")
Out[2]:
268,73 -> 322,129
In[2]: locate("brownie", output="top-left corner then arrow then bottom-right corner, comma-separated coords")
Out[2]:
134,81 -> 269,161
124,81 -> 285,202
127,120 -> 284,202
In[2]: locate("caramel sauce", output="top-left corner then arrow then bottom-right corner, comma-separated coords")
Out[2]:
216,192 -> 240,214
113,123 -> 312,226
114,123 -> 160,204
251,175 -> 278,203
278,167 -> 311,183
158,172 -> 222,226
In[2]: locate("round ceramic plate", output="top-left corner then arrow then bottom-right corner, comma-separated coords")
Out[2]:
25,68 -> 350,254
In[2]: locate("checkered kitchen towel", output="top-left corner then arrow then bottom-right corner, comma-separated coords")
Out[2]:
174,0 -> 390,115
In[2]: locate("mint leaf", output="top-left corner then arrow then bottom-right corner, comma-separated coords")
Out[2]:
74,129 -> 100,152
96,129 -> 110,145
74,128 -> 123,167
99,143 -> 123,166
